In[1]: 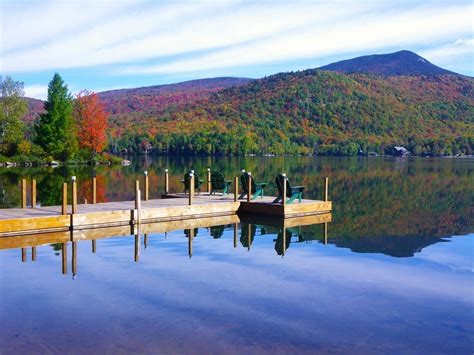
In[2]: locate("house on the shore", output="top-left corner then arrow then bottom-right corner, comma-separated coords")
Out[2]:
393,146 -> 410,157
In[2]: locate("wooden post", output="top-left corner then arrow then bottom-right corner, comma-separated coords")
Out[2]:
233,223 -> 238,248
62,183 -> 68,215
189,173 -> 194,205
134,234 -> 140,262
72,241 -> 77,277
31,179 -> 36,208
31,246 -> 36,261
144,233 -> 148,249
62,242 -> 67,274
324,177 -> 329,202
21,247 -> 26,262
282,227 -> 286,257
207,168 -> 211,194
247,173 -> 252,203
282,173 -> 286,207
144,171 -> 149,201
92,177 -> 97,204
135,186 -> 141,224
21,179 -> 26,208
234,176 -> 238,202
71,176 -> 77,214
164,169 -> 169,195
92,240 -> 96,253
135,180 -> 140,194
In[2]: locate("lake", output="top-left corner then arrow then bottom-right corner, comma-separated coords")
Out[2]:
0,156 -> 473,353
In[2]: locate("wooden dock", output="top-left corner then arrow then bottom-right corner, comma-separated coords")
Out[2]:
0,193 -> 332,237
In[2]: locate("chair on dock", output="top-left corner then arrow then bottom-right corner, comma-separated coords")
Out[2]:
273,174 -> 305,204
239,172 -> 267,200
210,171 -> 232,195
182,171 -> 203,194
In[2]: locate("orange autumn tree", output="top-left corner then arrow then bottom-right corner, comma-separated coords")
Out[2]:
74,90 -> 108,158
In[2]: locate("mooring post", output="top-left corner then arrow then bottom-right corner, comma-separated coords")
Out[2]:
62,183 -> 68,215
234,176 -> 238,202
31,246 -> 36,261
62,242 -> 67,274
164,169 -> 169,195
31,179 -> 36,208
144,171 -> 149,201
144,233 -> 148,249
324,177 -> 329,202
189,172 -> 194,205
92,176 -> 97,204
21,179 -> 27,208
71,176 -> 77,214
92,239 -> 96,253
135,181 -> 141,224
233,223 -> 238,248
135,179 -> 140,194
282,173 -> 287,207
207,168 -> 211,194
21,247 -> 26,262
247,172 -> 252,203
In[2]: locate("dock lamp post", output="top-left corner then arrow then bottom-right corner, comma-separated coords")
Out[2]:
164,169 -> 169,195
71,176 -> 77,214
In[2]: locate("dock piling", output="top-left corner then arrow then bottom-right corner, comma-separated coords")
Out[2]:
31,179 -> 36,208
92,176 -> 97,204
189,173 -> 194,205
234,176 -> 238,202
134,234 -> 140,262
62,183 -> 68,215
324,177 -> 329,202
188,228 -> 194,258
233,223 -> 238,248
72,241 -> 77,277
164,169 -> 169,195
21,247 -> 26,262
207,168 -> 211,194
71,176 -> 77,214
282,173 -> 287,207
247,173 -> 252,203
144,171 -> 149,201
21,179 -> 27,208
92,240 -> 96,253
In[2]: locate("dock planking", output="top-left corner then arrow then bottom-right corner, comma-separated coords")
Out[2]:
0,193 -> 332,236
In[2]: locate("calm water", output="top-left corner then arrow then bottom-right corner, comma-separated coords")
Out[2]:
0,157 -> 473,353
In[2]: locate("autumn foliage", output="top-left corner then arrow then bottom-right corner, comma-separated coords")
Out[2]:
74,90 -> 108,155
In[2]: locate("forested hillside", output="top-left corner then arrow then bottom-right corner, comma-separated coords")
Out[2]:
107,70 -> 473,156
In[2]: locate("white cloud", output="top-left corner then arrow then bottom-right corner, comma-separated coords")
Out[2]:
1,0 -> 472,76
23,84 -> 48,100
420,38 -> 474,68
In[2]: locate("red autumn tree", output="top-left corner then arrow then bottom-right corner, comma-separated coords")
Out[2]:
74,90 -> 108,157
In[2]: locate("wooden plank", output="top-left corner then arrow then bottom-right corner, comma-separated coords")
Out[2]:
285,201 -> 332,215
0,215 -> 70,235
71,210 -> 131,229
0,231 -> 70,249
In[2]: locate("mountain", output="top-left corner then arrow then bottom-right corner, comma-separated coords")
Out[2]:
20,52 -> 474,156
319,50 -> 458,77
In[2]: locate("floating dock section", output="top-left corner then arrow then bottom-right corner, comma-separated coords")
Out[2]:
0,194 -> 332,237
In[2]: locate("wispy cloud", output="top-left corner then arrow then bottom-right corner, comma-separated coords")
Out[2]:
0,0 -> 472,92
23,84 -> 48,101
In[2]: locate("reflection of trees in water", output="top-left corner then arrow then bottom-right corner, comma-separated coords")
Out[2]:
210,225 -> 224,239
240,223 -> 256,248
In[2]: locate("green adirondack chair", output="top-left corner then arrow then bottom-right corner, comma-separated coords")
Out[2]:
273,174 -> 305,204
239,172 -> 267,200
210,171 -> 232,195
182,171 -> 203,194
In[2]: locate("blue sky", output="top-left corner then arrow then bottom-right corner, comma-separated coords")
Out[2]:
1,0 -> 473,100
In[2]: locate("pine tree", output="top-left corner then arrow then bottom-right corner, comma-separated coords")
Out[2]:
34,73 -> 76,160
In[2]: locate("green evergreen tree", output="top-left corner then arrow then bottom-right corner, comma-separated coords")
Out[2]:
34,73 -> 77,160
0,76 -> 27,156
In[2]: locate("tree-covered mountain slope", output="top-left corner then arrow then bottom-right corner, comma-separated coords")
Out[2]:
108,69 -> 473,156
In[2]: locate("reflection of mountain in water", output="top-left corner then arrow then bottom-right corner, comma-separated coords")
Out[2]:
328,235 -> 449,258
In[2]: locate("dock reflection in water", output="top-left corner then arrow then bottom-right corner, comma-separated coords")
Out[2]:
0,212 -> 472,354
